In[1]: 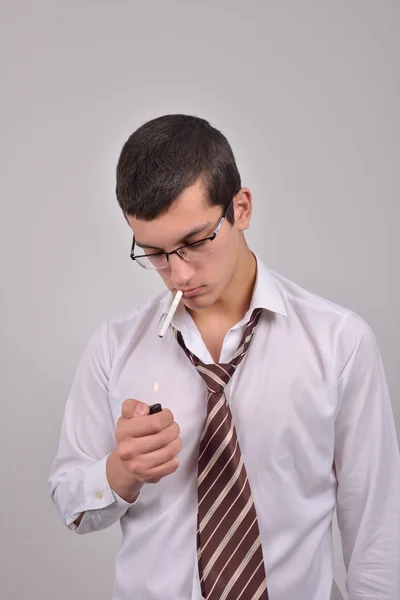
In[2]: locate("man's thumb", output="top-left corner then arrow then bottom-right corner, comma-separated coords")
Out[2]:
121,399 -> 149,419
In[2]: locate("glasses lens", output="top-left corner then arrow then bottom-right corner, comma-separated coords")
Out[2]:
135,254 -> 168,270
178,239 -> 215,262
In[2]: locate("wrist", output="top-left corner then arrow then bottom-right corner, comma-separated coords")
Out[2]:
106,451 -> 143,503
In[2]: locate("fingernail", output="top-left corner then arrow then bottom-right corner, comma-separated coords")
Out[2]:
134,402 -> 146,415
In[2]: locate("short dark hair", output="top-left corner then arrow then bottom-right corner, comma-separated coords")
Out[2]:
115,114 -> 240,224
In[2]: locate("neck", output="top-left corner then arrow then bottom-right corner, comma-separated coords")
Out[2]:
189,247 -> 257,328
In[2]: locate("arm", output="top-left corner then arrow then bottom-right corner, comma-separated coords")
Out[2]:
334,313 -> 400,599
73,452 -> 143,528
49,322 -> 181,534
48,321 -> 137,534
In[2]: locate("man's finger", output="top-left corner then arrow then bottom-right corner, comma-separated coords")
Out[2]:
119,408 -> 175,438
121,399 -> 149,419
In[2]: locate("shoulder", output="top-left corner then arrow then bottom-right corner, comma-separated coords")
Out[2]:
269,268 -> 351,321
86,290 -> 170,366
267,268 -> 378,371
107,289 -> 169,331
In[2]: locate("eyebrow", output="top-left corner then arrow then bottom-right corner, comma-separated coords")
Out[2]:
135,222 -> 212,251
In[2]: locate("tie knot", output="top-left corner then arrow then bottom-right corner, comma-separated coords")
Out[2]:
174,308 -> 262,396
195,362 -> 236,394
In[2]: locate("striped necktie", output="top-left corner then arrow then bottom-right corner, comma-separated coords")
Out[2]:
175,309 -> 269,600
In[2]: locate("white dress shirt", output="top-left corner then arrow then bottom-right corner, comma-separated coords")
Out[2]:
49,257 -> 400,600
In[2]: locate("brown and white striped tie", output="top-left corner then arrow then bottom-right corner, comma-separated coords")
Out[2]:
175,309 -> 269,600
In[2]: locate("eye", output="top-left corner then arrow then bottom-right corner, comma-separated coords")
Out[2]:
188,239 -> 207,248
143,249 -> 163,256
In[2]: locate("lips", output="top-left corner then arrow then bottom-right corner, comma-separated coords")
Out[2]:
181,286 -> 204,298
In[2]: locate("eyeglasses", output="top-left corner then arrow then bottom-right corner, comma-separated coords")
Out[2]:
130,202 -> 232,271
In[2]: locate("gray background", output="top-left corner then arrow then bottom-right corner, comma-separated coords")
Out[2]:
1,2 -> 399,599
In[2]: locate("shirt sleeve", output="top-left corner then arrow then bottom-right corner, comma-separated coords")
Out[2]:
334,313 -> 400,599
49,321 -> 138,534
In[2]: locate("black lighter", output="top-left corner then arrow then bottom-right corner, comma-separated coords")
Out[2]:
149,403 -> 162,414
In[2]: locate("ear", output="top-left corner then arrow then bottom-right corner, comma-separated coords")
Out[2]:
233,188 -> 252,231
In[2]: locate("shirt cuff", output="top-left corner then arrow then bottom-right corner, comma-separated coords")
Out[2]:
68,455 -> 140,530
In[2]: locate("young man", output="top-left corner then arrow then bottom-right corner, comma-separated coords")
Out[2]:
49,115 -> 400,600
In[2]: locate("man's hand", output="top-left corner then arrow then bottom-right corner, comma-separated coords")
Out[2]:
106,399 -> 182,502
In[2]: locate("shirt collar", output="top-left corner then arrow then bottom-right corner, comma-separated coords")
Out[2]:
157,254 -> 287,335
247,254 -> 287,317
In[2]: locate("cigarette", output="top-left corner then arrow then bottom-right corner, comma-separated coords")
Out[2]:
158,290 -> 183,338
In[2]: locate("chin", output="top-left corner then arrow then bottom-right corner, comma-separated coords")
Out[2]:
182,293 -> 213,311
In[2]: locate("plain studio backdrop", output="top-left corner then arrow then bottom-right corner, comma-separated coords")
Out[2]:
1,2 -> 399,599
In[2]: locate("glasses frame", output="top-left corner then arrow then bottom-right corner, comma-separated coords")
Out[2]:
130,200 -> 233,270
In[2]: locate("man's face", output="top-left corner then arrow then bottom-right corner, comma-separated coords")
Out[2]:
126,179 -> 251,311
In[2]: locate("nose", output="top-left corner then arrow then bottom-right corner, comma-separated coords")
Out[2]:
168,254 -> 195,290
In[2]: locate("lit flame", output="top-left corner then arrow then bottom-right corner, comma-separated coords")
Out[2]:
153,381 -> 159,395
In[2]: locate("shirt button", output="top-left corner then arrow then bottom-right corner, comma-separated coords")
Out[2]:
96,490 -> 103,500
